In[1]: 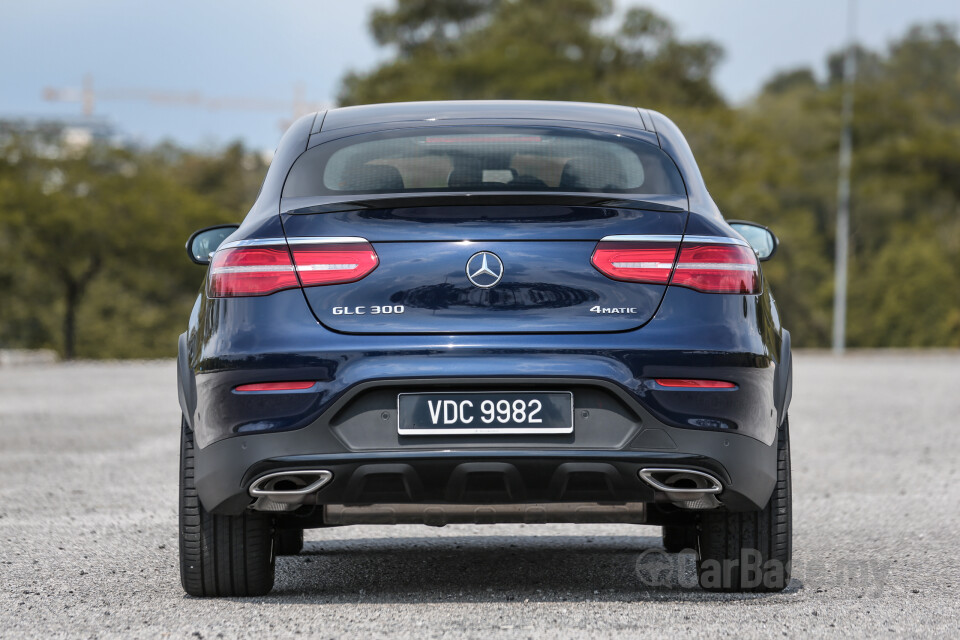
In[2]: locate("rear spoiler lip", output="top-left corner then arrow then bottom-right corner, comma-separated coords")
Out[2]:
280,192 -> 688,215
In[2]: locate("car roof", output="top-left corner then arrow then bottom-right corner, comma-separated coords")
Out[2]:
317,100 -> 649,133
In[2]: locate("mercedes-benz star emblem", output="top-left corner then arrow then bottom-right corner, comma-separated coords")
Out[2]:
466,251 -> 504,289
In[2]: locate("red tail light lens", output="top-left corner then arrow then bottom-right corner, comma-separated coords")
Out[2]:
590,241 -> 679,284
290,243 -> 379,287
591,238 -> 760,294
209,247 -> 299,297
209,241 -> 379,297
672,243 -> 759,294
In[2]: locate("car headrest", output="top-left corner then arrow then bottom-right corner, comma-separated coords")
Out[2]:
342,163 -> 404,192
559,156 -> 626,191
447,161 -> 483,189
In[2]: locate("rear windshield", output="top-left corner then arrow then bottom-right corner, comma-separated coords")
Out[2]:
282,127 -> 686,198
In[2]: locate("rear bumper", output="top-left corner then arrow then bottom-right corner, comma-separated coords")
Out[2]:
193,377 -> 779,516
181,285 -> 789,516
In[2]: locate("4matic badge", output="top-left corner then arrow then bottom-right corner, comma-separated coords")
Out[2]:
590,306 -> 638,314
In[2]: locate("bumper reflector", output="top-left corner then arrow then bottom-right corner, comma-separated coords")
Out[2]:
234,381 -> 316,392
654,378 -> 737,389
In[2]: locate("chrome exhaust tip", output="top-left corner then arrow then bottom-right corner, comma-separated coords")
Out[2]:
638,468 -> 723,509
249,470 -> 333,511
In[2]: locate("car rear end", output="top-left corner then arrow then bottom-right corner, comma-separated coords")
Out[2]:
178,102 -> 792,596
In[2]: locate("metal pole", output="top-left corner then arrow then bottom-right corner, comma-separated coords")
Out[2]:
82,73 -> 95,117
832,0 -> 857,354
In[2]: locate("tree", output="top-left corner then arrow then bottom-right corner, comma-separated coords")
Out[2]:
0,132 -> 245,358
685,22 -> 960,347
762,68 -> 818,95
2,10 -> 959,357
338,0 -> 724,110
339,4 -> 960,348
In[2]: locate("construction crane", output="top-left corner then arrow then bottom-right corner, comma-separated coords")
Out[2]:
42,74 -> 328,131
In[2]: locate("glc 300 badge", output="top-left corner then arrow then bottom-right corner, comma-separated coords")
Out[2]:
466,251 -> 504,288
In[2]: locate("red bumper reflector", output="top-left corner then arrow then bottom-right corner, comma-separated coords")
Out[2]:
654,378 -> 737,389
234,381 -> 316,392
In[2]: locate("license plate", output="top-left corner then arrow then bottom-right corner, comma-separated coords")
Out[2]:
397,391 -> 574,435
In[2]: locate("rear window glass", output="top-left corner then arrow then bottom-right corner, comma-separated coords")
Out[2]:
282,127 -> 686,197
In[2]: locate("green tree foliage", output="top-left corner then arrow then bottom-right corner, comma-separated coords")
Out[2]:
683,22 -> 960,347
340,1 -> 960,349
0,131 -> 263,358
1,3 -> 958,358
339,0 -> 724,110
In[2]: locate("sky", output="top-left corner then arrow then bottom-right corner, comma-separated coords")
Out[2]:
1,0 -> 957,150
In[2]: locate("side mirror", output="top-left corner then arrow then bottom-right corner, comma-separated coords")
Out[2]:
728,220 -> 778,261
186,224 -> 239,265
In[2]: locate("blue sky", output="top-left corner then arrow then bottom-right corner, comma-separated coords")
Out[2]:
1,0 -> 957,150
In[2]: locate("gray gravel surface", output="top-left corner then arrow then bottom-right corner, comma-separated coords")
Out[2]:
1,353 -> 959,639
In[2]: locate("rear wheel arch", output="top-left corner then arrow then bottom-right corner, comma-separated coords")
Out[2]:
774,330 -> 793,426
177,332 -> 197,431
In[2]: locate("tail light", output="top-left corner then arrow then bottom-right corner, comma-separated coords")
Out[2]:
672,242 -> 759,294
590,241 -> 679,284
209,241 -> 379,297
289,242 -> 379,287
208,246 -> 298,297
591,237 -> 759,294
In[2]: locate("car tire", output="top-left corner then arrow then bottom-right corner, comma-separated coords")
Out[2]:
696,416 -> 792,592
179,418 -> 276,597
662,525 -> 698,553
275,528 -> 304,556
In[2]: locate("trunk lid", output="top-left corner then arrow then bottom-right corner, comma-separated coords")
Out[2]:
281,201 -> 686,334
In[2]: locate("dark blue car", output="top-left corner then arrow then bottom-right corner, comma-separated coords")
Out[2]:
179,101 -> 792,596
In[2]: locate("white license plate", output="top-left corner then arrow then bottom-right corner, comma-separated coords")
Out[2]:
397,391 -> 574,435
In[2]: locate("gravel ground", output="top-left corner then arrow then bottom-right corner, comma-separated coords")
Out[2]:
1,352 -> 958,639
